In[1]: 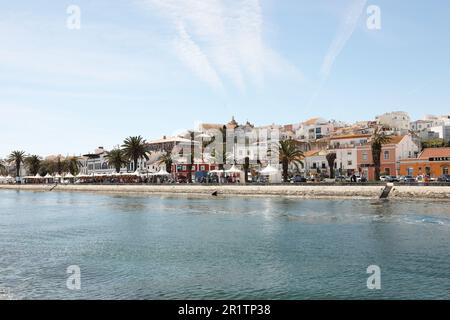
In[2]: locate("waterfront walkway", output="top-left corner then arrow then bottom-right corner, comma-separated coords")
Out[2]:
1,184 -> 449,200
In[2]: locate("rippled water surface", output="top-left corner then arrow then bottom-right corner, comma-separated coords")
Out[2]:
0,190 -> 449,299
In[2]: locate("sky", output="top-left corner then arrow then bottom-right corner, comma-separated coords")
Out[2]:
1,0 -> 450,157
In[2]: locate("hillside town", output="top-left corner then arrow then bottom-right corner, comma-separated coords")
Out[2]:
1,111 -> 450,184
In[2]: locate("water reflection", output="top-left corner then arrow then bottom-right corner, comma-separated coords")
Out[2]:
0,190 -> 449,299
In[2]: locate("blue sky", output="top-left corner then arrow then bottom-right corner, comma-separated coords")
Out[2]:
1,0 -> 449,157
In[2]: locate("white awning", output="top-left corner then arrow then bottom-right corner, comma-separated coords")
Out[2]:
225,165 -> 242,173
260,165 -> 279,175
155,169 -> 170,175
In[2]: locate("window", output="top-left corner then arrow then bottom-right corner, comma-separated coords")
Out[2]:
322,162 -> 326,169
407,167 -> 414,176
362,151 -> 368,161
312,163 -> 317,169
347,160 -> 352,166
182,165 -> 186,171
384,150 -> 390,160
384,168 -> 390,175
200,165 -> 205,171
444,167 -> 449,175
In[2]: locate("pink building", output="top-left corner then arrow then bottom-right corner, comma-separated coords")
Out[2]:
356,135 -> 418,180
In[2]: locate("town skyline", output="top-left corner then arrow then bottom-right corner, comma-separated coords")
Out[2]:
2,1 -> 450,156
1,111 -> 449,158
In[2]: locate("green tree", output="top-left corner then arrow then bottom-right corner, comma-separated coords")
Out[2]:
0,159 -> 7,175
25,155 -> 42,176
243,156 -> 250,184
279,140 -> 304,183
421,138 -> 445,150
7,150 -> 26,178
157,150 -> 173,174
105,149 -> 128,173
187,131 -> 195,183
66,156 -> 80,175
371,127 -> 392,181
122,136 -> 150,172
326,152 -> 337,179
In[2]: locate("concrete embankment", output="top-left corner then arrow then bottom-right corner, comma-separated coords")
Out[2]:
1,184 -> 449,200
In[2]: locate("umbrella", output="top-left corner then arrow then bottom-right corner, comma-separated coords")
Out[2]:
260,165 -> 279,175
35,173 -> 42,178
225,165 -> 242,173
156,168 -> 171,176
54,174 -> 62,178
44,173 -> 53,178
64,173 -> 75,178
196,133 -> 212,139
133,170 -> 141,176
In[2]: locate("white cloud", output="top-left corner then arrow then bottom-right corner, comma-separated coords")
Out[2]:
173,21 -> 224,90
140,0 -> 295,90
320,0 -> 367,79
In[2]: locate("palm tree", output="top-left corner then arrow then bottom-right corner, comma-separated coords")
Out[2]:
122,136 -> 150,172
371,127 -> 392,181
157,150 -> 173,174
25,155 -> 42,176
105,149 -> 128,173
243,156 -> 250,184
7,150 -> 26,178
187,131 -> 195,183
66,156 -> 80,175
0,159 -> 6,175
326,152 -> 337,179
279,140 -> 304,183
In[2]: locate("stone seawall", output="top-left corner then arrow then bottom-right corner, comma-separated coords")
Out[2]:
1,184 -> 449,200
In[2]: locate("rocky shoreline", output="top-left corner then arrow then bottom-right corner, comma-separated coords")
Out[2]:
1,184 -> 450,200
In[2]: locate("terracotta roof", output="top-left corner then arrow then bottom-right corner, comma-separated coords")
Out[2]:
148,136 -> 193,144
200,123 -> 223,130
384,135 -> 405,145
418,148 -> 450,159
303,117 -> 320,126
303,149 -> 321,157
329,134 -> 371,140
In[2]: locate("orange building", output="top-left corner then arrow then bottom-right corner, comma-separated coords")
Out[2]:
356,135 -> 419,180
399,148 -> 450,178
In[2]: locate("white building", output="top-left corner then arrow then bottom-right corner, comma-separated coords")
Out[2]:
329,134 -> 371,176
79,147 -> 146,175
303,149 -> 329,177
428,125 -> 450,140
376,111 -> 411,135
295,118 -> 334,141
411,115 -> 450,140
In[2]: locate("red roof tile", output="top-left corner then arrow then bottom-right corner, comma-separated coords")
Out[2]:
418,148 -> 450,159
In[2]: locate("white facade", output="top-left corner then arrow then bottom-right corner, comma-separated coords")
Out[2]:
295,118 -> 334,141
410,119 -> 434,132
304,150 -> 329,176
395,135 -> 420,164
79,147 -> 146,175
329,134 -> 370,175
334,148 -> 358,175
376,111 -> 411,135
